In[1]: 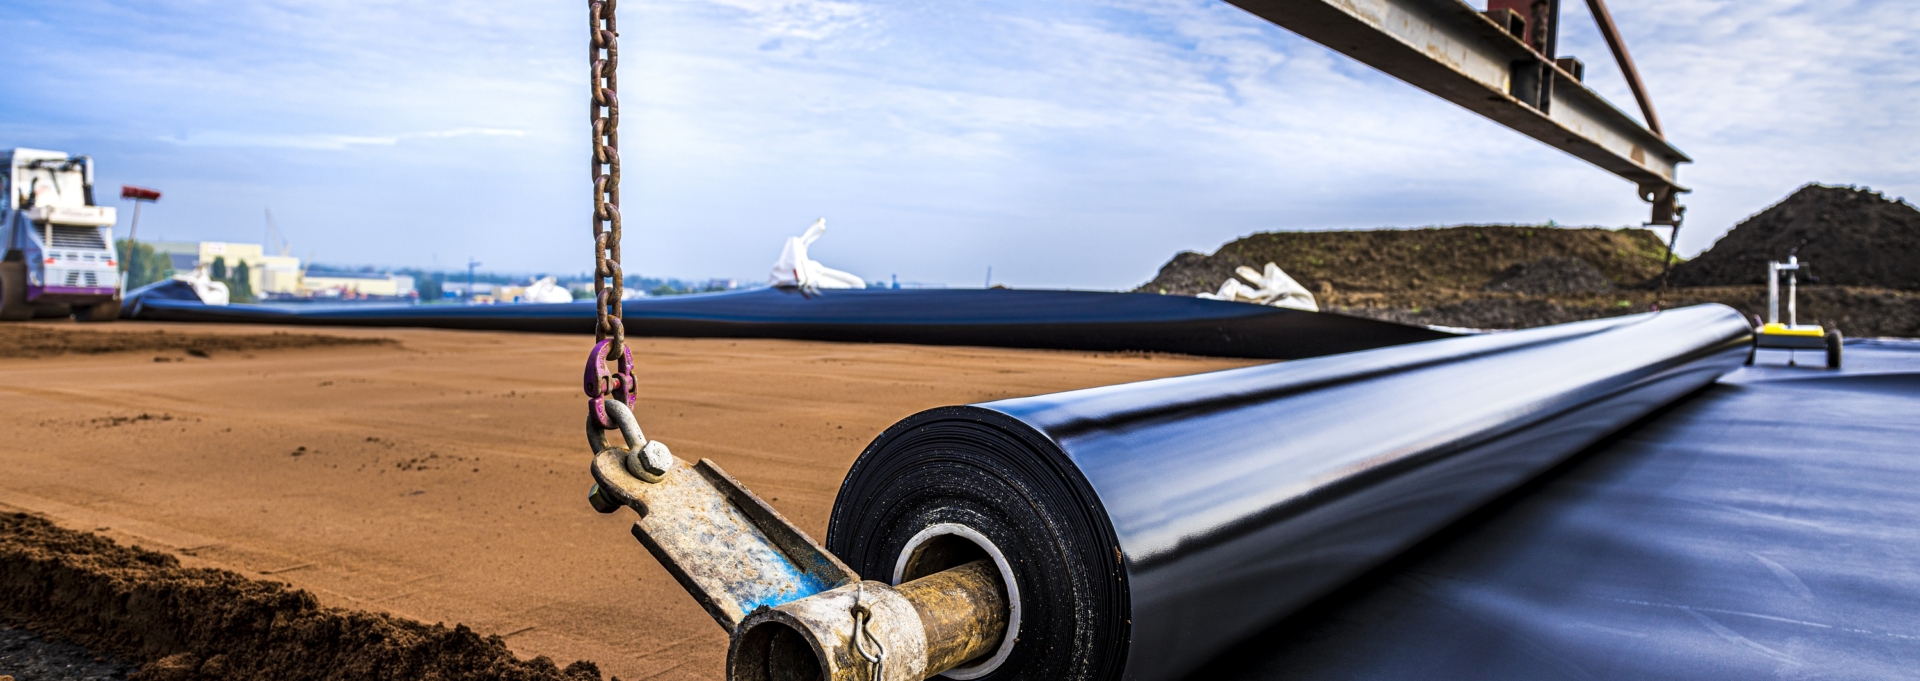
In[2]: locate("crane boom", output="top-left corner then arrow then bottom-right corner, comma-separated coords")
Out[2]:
1225,0 -> 1688,225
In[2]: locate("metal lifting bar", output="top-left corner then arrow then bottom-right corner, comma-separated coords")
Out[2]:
584,399 -> 1010,681
1223,0 -> 1689,225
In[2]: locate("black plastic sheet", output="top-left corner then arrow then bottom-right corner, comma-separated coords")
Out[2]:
121,283 -> 1452,359
1191,338 -> 1920,680
827,305 -> 1756,681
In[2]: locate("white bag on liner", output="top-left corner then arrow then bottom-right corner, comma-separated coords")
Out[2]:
173,268 -> 231,306
520,276 -> 575,304
1196,262 -> 1318,311
769,218 -> 866,291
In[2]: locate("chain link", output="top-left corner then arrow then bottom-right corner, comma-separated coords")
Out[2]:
589,0 -> 623,350
585,0 -> 635,431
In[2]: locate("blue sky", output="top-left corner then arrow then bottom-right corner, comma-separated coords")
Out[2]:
2,1 -> 1913,289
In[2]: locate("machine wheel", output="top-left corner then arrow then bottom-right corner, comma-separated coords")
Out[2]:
1826,330 -> 1844,369
0,261 -> 32,321
75,299 -> 122,322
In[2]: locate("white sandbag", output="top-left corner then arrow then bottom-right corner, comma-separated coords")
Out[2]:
1196,262 -> 1318,311
172,269 -> 230,306
769,218 -> 867,291
520,276 -> 575,304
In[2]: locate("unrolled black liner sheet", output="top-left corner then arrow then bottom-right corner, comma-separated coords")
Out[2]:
1192,339 -> 1920,680
121,283 -> 1452,359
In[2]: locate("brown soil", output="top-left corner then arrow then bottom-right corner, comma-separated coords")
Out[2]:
0,324 -> 1252,680
1138,184 -> 1920,335
1483,256 -> 1615,296
1669,184 -> 1920,289
1136,225 -> 1672,296
0,513 -> 607,681
0,322 -> 393,359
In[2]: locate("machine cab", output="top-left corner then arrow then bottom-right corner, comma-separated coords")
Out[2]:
1,148 -> 122,317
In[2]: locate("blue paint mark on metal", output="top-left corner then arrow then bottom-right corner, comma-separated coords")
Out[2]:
736,564 -> 839,613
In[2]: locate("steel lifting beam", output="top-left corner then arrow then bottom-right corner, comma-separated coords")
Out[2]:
1225,0 -> 1690,224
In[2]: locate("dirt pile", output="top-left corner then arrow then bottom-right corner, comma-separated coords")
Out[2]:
1483,257 -> 1614,296
0,325 -> 393,359
1134,187 -> 1920,335
1137,225 -> 1671,296
1670,184 -> 1920,289
0,513 -> 610,681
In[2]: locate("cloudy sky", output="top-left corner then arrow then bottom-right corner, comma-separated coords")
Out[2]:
2,0 -> 1913,289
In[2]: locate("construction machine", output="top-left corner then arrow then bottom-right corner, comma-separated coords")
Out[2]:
1,148 -> 122,321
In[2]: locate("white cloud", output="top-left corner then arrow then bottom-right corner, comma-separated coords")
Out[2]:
2,0 -> 1913,286
700,0 -> 876,42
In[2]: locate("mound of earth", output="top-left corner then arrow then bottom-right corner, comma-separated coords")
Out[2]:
0,325 -> 392,359
1483,256 -> 1614,295
0,513 -> 610,681
1137,225 -> 1671,296
1669,184 -> 1920,289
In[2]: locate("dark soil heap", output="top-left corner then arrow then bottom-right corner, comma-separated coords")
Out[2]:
1131,185 -> 1920,336
1137,225 -> 1671,296
1483,256 -> 1614,296
1669,184 -> 1920,289
0,513 -> 610,681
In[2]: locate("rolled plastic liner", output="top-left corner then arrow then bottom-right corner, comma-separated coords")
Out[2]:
1197,339 -> 1920,679
826,304 -> 1752,681
121,284 -> 1452,360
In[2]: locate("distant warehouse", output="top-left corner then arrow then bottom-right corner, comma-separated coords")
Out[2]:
147,240 -> 413,299
150,241 -> 302,295
301,269 -> 415,298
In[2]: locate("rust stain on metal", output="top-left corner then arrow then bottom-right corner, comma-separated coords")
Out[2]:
895,560 -> 1008,673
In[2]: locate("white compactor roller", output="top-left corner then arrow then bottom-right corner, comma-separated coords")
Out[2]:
1,148 -> 123,321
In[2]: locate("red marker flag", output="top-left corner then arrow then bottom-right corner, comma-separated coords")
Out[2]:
120,185 -> 162,201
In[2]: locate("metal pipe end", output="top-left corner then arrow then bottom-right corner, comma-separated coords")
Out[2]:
729,611 -> 827,681
729,582 -> 928,681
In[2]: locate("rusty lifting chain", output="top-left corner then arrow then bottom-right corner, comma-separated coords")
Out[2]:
585,0 -> 635,434
580,4 -> 1011,680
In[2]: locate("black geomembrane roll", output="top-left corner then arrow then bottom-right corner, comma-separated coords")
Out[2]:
828,305 -> 1753,681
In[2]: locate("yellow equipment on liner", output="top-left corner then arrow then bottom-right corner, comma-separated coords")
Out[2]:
1748,254 -> 1842,368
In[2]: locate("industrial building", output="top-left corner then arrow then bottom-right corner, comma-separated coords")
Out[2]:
149,241 -> 302,295
147,240 -> 413,298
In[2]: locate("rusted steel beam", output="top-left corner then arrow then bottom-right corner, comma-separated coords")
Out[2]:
1223,0 -> 1688,222
1585,0 -> 1664,138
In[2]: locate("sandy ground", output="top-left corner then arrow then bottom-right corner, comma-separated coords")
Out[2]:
0,321 -> 1255,680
